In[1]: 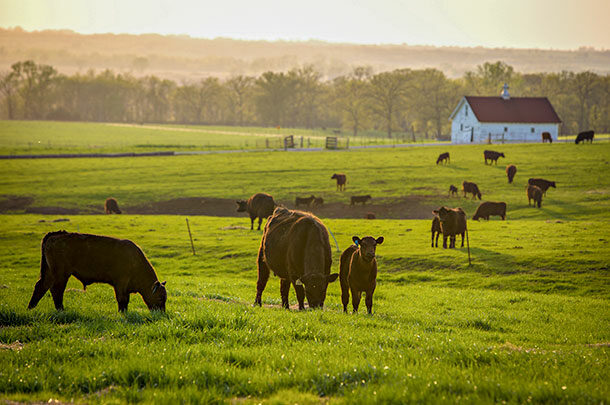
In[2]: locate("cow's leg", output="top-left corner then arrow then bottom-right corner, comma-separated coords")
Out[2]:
460,232 -> 465,248
431,231 -> 434,248
365,286 -> 376,315
49,276 -> 69,311
435,232 -> 440,247
351,289 -> 362,313
28,277 -> 53,309
257,216 -> 263,231
293,282 -> 305,310
340,274 -> 350,313
442,235 -> 448,249
450,235 -> 456,249
255,247 -> 269,306
280,279 -> 291,309
114,287 -> 130,312
249,215 -> 255,230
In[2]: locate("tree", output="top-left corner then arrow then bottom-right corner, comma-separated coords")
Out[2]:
411,69 -> 459,139
10,60 -> 58,119
225,75 -> 255,126
571,71 -> 600,132
254,71 -> 298,127
367,70 -> 410,138
0,71 -> 18,119
333,66 -> 372,136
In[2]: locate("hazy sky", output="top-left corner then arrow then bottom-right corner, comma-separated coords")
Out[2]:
1,0 -> 608,50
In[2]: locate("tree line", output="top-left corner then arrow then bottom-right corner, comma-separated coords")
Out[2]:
1,60 -> 608,137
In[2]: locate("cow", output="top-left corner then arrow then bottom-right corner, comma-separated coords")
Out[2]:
484,150 -> 505,165
351,195 -> 372,206
431,215 -> 441,247
527,185 -> 543,208
312,197 -> 324,208
541,132 -> 553,143
340,236 -> 384,314
27,231 -> 166,312
254,207 -> 338,310
575,130 -> 594,144
364,212 -> 376,219
236,193 -> 276,230
506,165 -> 517,184
527,178 -> 556,195
448,185 -> 458,197
436,152 -> 450,165
295,195 -> 315,208
462,181 -> 482,200
104,197 -> 121,214
432,207 -> 467,249
331,173 -> 347,191
472,201 -> 507,221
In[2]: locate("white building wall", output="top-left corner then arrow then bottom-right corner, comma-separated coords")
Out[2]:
450,101 -> 480,143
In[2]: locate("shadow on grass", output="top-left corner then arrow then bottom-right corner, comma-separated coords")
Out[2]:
0,307 -> 168,327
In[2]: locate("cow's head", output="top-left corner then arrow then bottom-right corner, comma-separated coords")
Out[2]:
353,235 -> 384,262
148,280 -> 167,311
432,206 -> 451,221
550,181 -> 556,188
331,174 -> 337,179
297,273 -> 339,309
500,153 -> 505,158
236,200 -> 248,212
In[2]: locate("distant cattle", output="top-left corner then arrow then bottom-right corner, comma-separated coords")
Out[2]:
340,235 -> 384,314
364,212 -> 376,219
255,207 -> 338,309
436,152 -> 450,165
472,201 -> 507,221
484,150 -> 505,165
432,207 -> 467,249
28,231 -> 167,312
575,130 -> 594,144
331,173 -> 347,191
462,181 -> 482,200
104,197 -> 121,214
448,185 -> 458,197
295,195 -> 315,208
312,197 -> 324,208
236,193 -> 276,230
528,178 -> 556,195
541,132 -> 553,143
351,195 -> 372,206
431,215 -> 441,247
506,165 -> 517,184
527,185 -> 543,208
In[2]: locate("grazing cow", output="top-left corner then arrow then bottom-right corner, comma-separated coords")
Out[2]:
527,178 -> 556,195
484,150 -> 505,165
506,165 -> 517,184
312,197 -> 324,208
527,185 -> 543,208
575,130 -> 594,144
462,181 -> 482,200
436,152 -> 450,165
448,185 -> 458,197
331,173 -> 347,191
28,231 -> 166,312
432,207 -> 467,249
295,195 -> 315,208
431,215 -> 441,247
340,236 -> 384,314
236,193 -> 276,230
541,132 -> 553,143
255,207 -> 338,309
104,197 -> 121,214
472,201 -> 507,221
351,195 -> 372,206
365,212 -> 376,219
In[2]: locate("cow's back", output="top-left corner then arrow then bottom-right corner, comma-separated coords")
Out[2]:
249,193 -> 275,218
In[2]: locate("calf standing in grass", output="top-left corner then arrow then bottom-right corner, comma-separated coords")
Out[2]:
436,152 -> 450,165
340,236 -> 384,314
105,197 -> 122,214
484,150 -> 505,165
462,181 -> 482,200
432,207 -> 467,249
448,185 -> 458,197
331,173 -> 347,191
351,195 -> 372,206
236,193 -> 276,230
528,178 -> 556,195
473,202 -> 507,220
527,185 -> 543,208
431,215 -> 441,247
506,165 -> 517,183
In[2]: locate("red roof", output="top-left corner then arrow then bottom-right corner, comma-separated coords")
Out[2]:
465,96 -> 561,123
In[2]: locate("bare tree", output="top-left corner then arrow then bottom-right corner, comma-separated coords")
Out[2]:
368,70 -> 410,138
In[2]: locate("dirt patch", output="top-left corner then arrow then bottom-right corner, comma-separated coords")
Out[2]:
25,206 -> 81,215
0,195 -> 34,212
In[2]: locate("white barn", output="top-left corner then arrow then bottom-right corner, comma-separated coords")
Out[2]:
449,84 -> 562,144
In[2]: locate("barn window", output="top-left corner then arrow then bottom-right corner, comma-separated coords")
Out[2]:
531,127 -> 535,133
460,123 -> 463,130
465,106 -> 468,116
504,127 -> 508,132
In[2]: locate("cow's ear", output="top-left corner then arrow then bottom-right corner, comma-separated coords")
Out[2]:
375,237 -> 384,245
161,281 -> 166,286
152,281 -> 160,293
327,273 -> 339,283
352,236 -> 361,246
432,210 -> 439,215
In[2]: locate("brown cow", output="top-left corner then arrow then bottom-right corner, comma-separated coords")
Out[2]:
448,185 -> 458,197
462,181 -> 482,200
254,207 -> 338,310
506,165 -> 517,184
236,193 -> 276,230
312,197 -> 324,208
541,132 -> 553,143
351,195 -> 372,206
484,150 -> 505,165
575,130 -> 594,144
295,195 -> 315,208
104,197 -> 122,214
436,152 -> 450,165
364,212 -> 376,219
340,236 -> 384,314
331,173 -> 347,191
432,207 -> 467,249
527,185 -> 543,208
28,231 -> 167,312
527,178 -> 556,195
431,215 -> 441,247
472,201 -> 507,221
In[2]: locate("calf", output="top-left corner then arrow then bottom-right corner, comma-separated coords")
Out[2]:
340,236 -> 384,314
462,181 -> 482,200
448,185 -> 458,197
364,212 -> 376,220
236,193 -> 276,230
351,195 -> 372,206
506,165 -> 517,184
527,185 -> 543,208
541,132 -> 553,143
432,207 -> 467,249
472,201 -> 507,221
528,178 -> 556,195
331,173 -> 347,191
436,152 -> 450,165
104,197 -> 122,214
575,130 -> 594,144
431,215 -> 441,247
484,150 -> 505,165
295,195 -> 315,208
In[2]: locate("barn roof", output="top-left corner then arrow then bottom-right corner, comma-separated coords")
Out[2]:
464,96 -> 562,123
